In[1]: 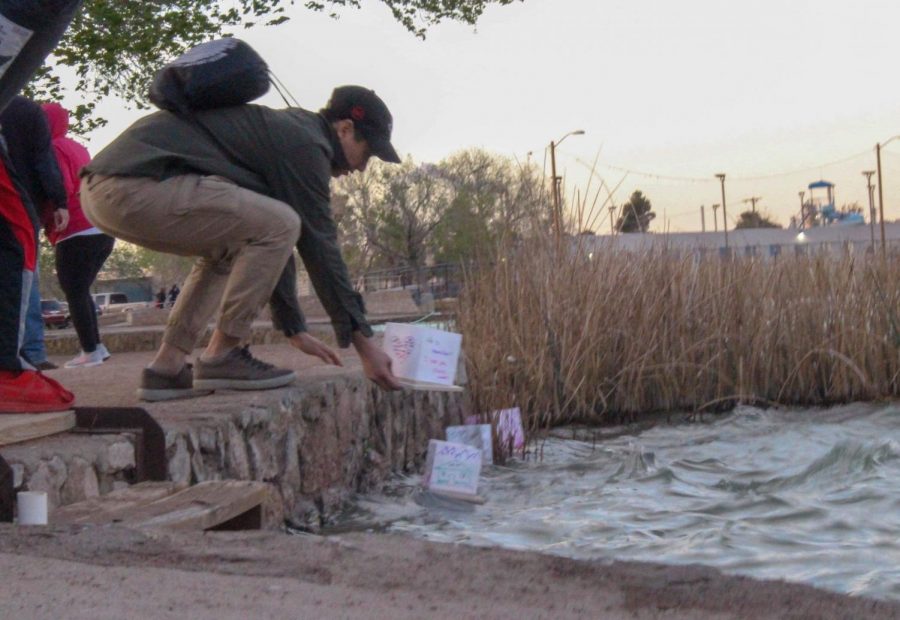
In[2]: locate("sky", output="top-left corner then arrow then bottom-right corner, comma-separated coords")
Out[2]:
81,0 -> 900,233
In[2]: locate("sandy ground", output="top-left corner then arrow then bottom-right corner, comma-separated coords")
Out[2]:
2,525 -> 899,620
11,340 -> 899,618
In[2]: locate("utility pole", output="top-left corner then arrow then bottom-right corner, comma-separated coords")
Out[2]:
863,170 -> 876,250
548,130 -> 585,246
609,204 -> 616,236
712,203 -> 719,232
742,196 -> 762,213
875,137 -> 900,258
549,140 -> 560,242
700,205 -> 706,233
715,174 -> 729,249
798,191 -> 805,227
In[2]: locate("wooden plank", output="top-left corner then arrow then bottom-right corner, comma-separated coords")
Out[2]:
53,481 -> 187,525
429,489 -> 486,505
398,379 -> 464,392
0,411 -> 75,446
127,481 -> 268,531
54,480 -> 268,531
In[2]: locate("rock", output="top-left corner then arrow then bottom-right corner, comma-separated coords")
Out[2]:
226,423 -> 251,479
11,464 -> 24,489
27,456 -> 67,510
107,441 -> 136,471
61,457 -> 100,505
168,434 -> 191,485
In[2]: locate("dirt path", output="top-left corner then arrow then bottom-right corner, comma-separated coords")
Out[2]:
2,525 -> 897,619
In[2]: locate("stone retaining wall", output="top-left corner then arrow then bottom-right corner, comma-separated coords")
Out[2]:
3,433 -> 138,512
7,376 -> 468,530
164,375 -> 468,529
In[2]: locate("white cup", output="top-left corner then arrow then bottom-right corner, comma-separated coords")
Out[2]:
17,491 -> 48,525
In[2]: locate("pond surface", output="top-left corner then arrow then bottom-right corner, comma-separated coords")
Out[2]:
333,402 -> 900,602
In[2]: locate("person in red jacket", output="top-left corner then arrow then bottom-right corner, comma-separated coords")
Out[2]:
0,145 -> 74,412
42,102 -> 115,368
0,0 -> 82,413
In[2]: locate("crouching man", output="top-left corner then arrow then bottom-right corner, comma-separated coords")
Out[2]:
81,85 -> 402,400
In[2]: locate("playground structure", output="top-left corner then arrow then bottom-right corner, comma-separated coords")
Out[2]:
796,180 -> 865,229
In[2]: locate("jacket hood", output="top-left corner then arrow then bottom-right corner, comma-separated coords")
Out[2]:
42,102 -> 69,139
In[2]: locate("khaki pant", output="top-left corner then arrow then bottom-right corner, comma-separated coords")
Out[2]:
81,174 -> 301,353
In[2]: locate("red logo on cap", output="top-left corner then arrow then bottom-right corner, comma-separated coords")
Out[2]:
350,105 -> 366,121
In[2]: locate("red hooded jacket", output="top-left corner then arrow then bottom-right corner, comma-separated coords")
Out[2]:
41,102 -> 94,245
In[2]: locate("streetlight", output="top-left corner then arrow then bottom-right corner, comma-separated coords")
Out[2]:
862,170 -> 876,250
550,130 -> 585,241
715,173 -> 729,249
876,136 -> 900,258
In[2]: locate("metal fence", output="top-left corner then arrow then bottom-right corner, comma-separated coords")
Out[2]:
359,262 -> 466,300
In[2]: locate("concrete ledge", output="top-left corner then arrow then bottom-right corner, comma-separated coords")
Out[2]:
300,289 -> 432,319
44,321 -> 295,357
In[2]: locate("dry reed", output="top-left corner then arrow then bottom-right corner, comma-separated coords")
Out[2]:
457,239 -> 900,431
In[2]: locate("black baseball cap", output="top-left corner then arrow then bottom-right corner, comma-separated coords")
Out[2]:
322,85 -> 400,163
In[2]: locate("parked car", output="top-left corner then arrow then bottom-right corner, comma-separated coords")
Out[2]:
41,299 -> 70,329
92,291 -> 152,314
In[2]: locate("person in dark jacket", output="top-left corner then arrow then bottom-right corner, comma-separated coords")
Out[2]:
81,85 -> 403,401
0,95 -> 69,370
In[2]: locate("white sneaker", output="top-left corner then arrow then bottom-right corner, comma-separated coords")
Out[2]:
64,349 -> 105,368
97,343 -> 111,361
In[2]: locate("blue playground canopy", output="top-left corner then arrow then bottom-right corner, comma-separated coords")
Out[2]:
808,180 -> 834,189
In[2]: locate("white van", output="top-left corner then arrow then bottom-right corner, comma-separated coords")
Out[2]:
93,292 -> 129,311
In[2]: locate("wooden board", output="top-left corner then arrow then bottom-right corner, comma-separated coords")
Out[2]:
54,480 -> 269,531
0,410 -> 75,446
399,379 -> 464,392
428,489 -> 486,504
53,481 -> 188,525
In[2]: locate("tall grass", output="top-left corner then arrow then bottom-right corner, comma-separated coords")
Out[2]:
457,240 -> 900,430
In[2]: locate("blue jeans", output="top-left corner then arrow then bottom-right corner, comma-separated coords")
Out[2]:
22,264 -> 47,365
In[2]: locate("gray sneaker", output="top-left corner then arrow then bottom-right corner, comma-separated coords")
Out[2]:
137,364 -> 210,402
193,346 -> 296,391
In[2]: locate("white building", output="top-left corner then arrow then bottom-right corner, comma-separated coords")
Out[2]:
579,222 -> 900,258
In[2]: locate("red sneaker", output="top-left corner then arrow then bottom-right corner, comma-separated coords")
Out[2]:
0,370 -> 75,414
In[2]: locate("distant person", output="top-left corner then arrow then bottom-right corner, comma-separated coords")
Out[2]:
0,96 -> 69,371
80,85 -> 403,400
42,102 -> 115,368
167,283 -> 180,308
156,287 -> 167,309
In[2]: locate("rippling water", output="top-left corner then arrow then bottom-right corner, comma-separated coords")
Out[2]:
333,402 -> 900,601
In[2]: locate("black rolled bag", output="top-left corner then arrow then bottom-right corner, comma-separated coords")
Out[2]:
0,0 -> 83,113
149,37 -> 270,114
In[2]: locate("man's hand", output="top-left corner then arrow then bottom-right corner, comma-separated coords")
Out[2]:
53,208 -> 69,232
352,331 -> 402,391
288,332 -> 342,366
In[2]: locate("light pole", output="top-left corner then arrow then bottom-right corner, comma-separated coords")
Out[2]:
863,170 -> 876,249
743,196 -> 761,213
712,203 -> 719,232
549,130 -> 585,242
700,205 -> 706,233
609,204 -> 617,236
875,136 -> 899,258
715,173 -> 729,249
